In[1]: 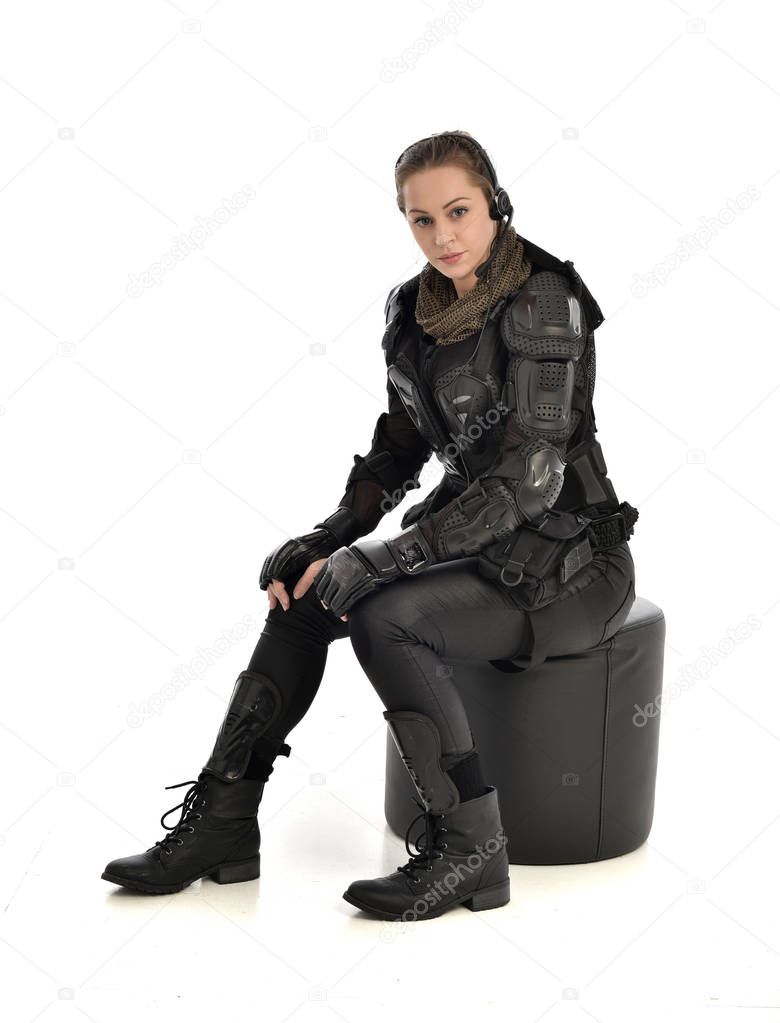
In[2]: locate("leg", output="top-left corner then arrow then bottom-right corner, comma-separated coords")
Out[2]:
347,543 -> 635,762
341,559 -> 525,919
342,702 -> 512,922
341,549 -> 634,920
235,575 -> 351,774
101,572 -> 350,894
347,556 -> 533,769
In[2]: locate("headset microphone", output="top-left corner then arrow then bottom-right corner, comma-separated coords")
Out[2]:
474,201 -> 514,279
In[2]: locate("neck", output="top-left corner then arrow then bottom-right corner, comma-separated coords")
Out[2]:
454,273 -> 479,300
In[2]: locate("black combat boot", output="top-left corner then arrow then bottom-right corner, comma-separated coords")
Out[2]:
101,669 -> 290,894
343,710 -> 511,921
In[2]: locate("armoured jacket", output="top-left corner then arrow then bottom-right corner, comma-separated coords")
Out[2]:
332,234 -> 636,574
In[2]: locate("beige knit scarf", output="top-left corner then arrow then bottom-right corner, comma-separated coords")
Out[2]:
414,224 -> 533,345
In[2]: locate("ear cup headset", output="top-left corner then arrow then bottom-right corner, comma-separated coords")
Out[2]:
394,130 -> 516,359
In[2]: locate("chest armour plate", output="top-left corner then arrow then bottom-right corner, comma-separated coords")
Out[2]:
387,306 -> 510,488
430,347 -> 507,480
383,273 -> 617,518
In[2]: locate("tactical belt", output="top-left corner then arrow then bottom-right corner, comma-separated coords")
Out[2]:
485,500 -> 639,593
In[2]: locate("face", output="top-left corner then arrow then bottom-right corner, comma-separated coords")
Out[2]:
401,164 -> 498,299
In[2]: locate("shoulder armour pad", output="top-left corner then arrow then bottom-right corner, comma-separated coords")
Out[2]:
382,282 -> 406,357
502,270 -> 585,358
384,282 -> 404,325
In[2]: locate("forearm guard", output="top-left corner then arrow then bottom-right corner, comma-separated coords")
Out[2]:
314,523 -> 436,617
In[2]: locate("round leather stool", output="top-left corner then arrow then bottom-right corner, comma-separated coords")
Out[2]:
384,595 -> 665,865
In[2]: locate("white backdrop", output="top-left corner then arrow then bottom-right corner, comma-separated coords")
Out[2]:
1,0 -> 778,1019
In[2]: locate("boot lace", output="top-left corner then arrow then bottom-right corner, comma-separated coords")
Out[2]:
397,797 -> 449,883
153,778 -> 208,857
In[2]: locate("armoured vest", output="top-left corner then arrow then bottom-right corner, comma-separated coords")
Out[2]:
382,236 -> 625,527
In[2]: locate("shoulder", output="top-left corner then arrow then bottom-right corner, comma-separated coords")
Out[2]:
501,270 -> 585,356
383,273 -> 420,324
381,274 -> 420,357
384,282 -> 404,323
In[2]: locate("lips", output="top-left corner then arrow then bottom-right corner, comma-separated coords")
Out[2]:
440,252 -> 464,262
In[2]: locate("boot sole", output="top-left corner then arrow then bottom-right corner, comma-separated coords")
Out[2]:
342,877 -> 510,920
101,854 -> 260,894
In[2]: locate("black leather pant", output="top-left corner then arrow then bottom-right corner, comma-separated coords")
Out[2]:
246,542 -> 635,772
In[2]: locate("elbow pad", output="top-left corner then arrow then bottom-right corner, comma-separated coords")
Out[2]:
495,445 -> 568,523
425,477 -> 523,561
421,449 -> 567,562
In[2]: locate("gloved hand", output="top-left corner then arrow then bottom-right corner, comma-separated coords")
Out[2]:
259,507 -> 361,592
314,523 -> 435,618
260,529 -> 339,593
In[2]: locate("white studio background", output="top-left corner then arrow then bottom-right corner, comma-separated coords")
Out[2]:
1,0 -> 778,1020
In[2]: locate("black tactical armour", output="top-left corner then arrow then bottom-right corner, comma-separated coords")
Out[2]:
334,234 -> 636,577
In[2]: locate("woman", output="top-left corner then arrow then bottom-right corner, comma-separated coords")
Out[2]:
101,130 -> 638,922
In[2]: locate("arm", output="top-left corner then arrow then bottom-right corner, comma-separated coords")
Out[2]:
261,285 -> 432,592
314,272 -> 587,613
316,282 -> 433,541
320,373 -> 433,541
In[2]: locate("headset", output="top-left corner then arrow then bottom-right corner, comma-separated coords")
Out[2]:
394,130 -> 514,279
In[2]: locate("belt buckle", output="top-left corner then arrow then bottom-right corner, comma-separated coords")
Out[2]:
589,511 -> 628,549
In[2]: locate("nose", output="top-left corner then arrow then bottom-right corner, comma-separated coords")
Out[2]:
434,225 -> 456,248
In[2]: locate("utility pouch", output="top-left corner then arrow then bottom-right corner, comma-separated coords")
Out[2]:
477,509 -> 594,610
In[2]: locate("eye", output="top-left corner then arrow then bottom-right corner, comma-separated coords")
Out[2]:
413,206 -> 469,227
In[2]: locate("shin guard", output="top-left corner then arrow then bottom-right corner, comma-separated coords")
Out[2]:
383,709 -> 460,814
203,670 -> 286,782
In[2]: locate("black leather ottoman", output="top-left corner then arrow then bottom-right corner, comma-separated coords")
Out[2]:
384,595 -> 665,865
